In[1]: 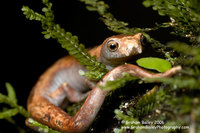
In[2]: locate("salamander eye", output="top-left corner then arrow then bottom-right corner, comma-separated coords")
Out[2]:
140,34 -> 147,47
107,40 -> 119,52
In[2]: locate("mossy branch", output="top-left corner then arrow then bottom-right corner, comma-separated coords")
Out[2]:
99,73 -> 139,91
145,77 -> 200,90
143,0 -> 200,42
22,0 -> 108,81
168,42 -> 200,65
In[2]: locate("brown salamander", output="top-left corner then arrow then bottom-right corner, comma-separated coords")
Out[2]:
26,33 -> 181,133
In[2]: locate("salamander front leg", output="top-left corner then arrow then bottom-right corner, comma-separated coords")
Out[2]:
109,64 -> 181,79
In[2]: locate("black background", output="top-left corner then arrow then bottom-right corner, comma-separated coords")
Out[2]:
0,0 -> 172,132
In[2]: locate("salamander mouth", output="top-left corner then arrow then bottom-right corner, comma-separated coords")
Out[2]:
107,53 -> 141,66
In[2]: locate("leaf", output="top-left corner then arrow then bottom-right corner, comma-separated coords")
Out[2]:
86,6 -> 97,11
5,82 -> 17,104
0,108 -> 18,119
42,7 -> 49,12
136,57 -> 172,72
142,0 -> 152,7
44,34 -> 51,39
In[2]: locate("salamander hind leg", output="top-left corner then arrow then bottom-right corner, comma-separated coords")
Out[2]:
47,82 -> 90,108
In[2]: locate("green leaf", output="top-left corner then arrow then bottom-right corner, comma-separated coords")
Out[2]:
86,6 -> 97,11
142,1 -> 152,7
136,57 -> 172,72
44,34 -> 51,39
5,82 -> 17,104
42,7 -> 49,12
0,108 -> 18,119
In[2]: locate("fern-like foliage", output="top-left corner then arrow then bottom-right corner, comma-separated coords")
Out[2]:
79,0 -> 159,35
79,0 -> 166,49
99,73 -> 138,91
168,41 -> 200,65
0,83 -> 29,119
143,0 -> 200,42
22,0 -> 108,81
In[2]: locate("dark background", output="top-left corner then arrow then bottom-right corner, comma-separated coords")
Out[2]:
0,0 -> 172,132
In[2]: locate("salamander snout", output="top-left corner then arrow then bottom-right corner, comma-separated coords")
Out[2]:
120,33 -> 143,56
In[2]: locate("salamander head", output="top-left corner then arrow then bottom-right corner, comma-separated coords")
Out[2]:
99,33 -> 144,67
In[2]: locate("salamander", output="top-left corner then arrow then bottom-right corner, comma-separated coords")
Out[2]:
26,33 -> 181,133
